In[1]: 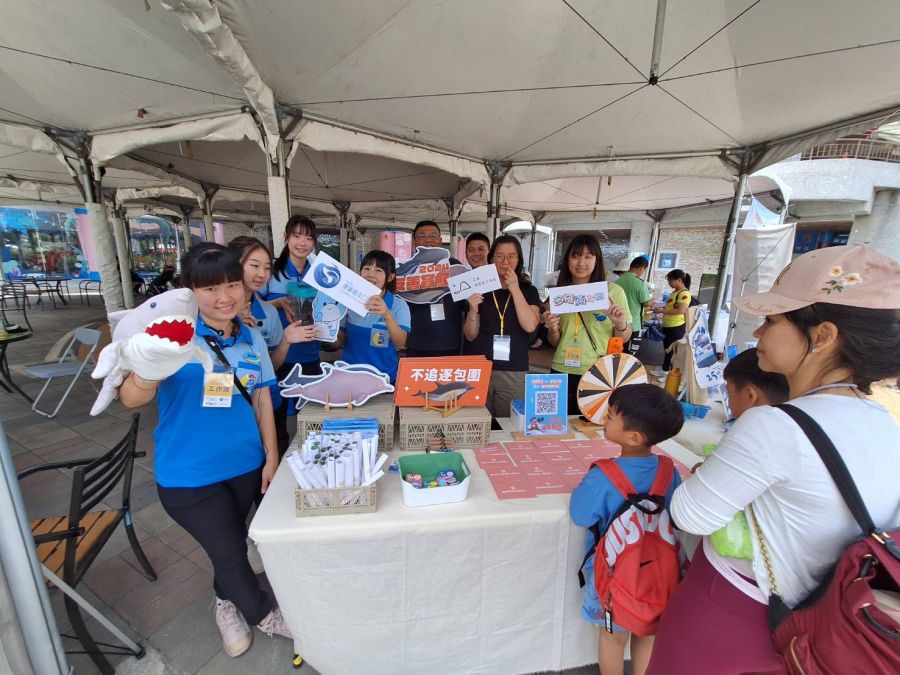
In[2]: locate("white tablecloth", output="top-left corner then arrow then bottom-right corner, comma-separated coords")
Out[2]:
250,421 -> 700,675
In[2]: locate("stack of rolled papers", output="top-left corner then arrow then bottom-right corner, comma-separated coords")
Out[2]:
286,427 -> 387,491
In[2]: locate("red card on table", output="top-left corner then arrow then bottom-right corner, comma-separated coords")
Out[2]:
508,449 -> 546,465
569,444 -> 621,468
541,450 -> 578,464
520,460 -> 558,478
489,476 -> 537,500
475,454 -> 516,469
504,441 -> 537,451
483,465 -> 525,480
562,471 -> 586,490
532,439 -> 567,451
525,473 -> 570,495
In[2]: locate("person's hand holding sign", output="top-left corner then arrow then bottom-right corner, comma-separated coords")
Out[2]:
467,293 -> 484,313
543,309 -> 560,332
602,302 -> 630,332
365,295 -> 389,318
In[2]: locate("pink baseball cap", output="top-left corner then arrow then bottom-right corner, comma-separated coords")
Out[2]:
734,244 -> 900,316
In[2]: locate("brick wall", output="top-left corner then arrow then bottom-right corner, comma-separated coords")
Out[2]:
651,226 -> 725,299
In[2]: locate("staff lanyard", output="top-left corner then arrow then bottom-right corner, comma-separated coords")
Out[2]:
492,291 -> 512,335
572,312 -> 599,353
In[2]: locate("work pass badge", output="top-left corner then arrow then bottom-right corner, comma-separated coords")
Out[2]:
493,334 -> 511,361
370,326 -> 389,348
430,303 -> 445,321
202,366 -> 234,408
564,345 -> 582,368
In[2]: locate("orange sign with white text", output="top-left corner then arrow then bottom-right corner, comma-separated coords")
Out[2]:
394,356 -> 492,407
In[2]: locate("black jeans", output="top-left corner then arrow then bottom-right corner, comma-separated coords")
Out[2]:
274,360 -> 323,457
157,468 -> 271,625
662,325 -> 686,371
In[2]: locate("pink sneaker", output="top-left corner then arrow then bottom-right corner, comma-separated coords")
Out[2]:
215,598 -> 251,657
257,607 -> 293,640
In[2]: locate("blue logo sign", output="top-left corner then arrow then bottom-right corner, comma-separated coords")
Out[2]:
314,263 -> 341,289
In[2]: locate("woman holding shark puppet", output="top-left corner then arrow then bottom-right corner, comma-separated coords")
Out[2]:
118,243 -> 292,658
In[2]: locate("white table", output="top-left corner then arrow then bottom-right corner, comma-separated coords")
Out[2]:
250,420 -> 700,675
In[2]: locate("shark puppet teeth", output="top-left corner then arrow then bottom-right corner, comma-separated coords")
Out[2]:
144,315 -> 195,347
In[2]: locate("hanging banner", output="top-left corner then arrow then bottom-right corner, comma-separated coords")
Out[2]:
547,281 -> 610,314
449,263 -> 502,301
303,251 -> 381,317
688,307 -> 724,388
394,246 -> 467,304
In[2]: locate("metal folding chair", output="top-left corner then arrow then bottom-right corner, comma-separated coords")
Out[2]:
18,413 -> 156,675
23,327 -> 101,418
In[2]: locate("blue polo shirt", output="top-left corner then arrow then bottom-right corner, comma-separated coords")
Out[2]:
249,294 -> 284,349
249,294 -> 284,409
153,317 -> 276,488
340,292 -> 411,382
263,258 -> 320,365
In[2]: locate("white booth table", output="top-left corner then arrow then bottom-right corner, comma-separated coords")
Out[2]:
250,420 -> 702,675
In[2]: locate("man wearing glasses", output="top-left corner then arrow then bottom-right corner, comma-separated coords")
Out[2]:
405,220 -> 466,357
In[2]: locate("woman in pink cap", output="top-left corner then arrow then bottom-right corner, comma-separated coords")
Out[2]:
646,244 -> 900,674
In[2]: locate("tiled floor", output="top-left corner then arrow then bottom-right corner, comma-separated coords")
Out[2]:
6,294 -> 603,674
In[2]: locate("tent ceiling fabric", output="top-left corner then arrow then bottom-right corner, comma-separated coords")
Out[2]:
1,0 -> 899,222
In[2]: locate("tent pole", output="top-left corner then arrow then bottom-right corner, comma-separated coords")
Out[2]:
266,137 -> 291,247
77,158 -> 126,313
201,185 -> 217,243
486,161 -> 511,240
527,211 -> 545,279
179,205 -> 193,253
334,202 -> 351,267
110,204 -> 135,309
709,154 -> 752,336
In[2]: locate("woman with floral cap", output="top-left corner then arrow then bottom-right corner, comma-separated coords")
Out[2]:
646,245 -> 900,674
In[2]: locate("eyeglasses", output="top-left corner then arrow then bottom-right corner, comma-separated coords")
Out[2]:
493,254 -> 519,262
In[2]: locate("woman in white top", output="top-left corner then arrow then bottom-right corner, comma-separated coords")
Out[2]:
647,244 -> 900,675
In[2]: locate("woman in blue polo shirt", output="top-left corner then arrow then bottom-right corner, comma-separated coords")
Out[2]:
336,250 -> 410,382
118,243 -> 291,658
259,216 -> 321,452
229,236 -> 312,454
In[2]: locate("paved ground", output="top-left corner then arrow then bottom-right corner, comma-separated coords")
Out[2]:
4,293 -> 607,675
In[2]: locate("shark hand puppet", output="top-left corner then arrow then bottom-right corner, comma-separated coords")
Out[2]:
90,289 -> 212,416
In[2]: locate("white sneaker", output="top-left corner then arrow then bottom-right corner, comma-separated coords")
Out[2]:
215,598 -> 252,657
651,370 -> 666,378
247,538 -> 264,574
257,607 -> 293,640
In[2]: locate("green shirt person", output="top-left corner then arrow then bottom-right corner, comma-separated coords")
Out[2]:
612,256 -> 652,330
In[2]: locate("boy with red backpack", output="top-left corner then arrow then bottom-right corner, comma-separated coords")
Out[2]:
570,384 -> 685,675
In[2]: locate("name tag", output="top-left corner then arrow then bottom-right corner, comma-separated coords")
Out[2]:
564,345 -> 582,368
430,303 -> 445,321
493,334 -> 511,361
202,367 -> 233,408
370,326 -> 389,348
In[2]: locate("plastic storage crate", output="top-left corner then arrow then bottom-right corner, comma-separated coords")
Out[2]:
295,485 -> 377,517
398,406 -> 491,451
295,394 -> 396,448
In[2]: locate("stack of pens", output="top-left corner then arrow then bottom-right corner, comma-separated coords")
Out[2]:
287,418 -> 387,493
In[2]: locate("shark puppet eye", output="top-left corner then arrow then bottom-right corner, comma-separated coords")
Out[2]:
150,302 -> 157,309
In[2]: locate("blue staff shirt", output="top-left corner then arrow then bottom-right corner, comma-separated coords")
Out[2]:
340,291 -> 411,382
249,294 -> 284,409
263,257 -> 320,365
153,317 -> 276,488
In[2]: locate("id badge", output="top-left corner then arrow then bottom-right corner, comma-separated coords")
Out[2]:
202,367 -> 233,408
370,326 -> 389,348
430,303 -> 445,321
493,335 -> 511,361
564,345 -> 582,368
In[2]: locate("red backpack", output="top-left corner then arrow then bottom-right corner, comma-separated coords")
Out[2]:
579,456 -> 685,636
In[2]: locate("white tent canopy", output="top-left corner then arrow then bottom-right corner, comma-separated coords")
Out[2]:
1,0 -> 899,311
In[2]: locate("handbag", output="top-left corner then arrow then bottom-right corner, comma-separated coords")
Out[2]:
747,403 -> 900,675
